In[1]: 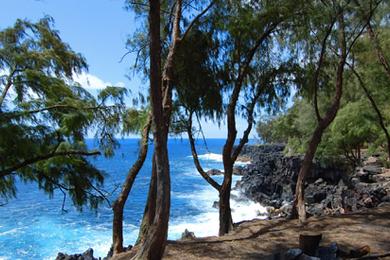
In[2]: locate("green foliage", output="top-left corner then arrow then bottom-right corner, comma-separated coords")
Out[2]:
327,101 -> 379,159
173,28 -> 223,121
258,36 -> 390,161
122,108 -> 149,135
257,98 -> 316,152
0,17 -> 127,209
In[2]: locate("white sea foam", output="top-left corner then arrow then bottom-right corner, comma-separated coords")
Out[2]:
195,153 -> 223,162
234,160 -> 252,166
0,227 -> 23,236
168,176 -> 267,239
189,153 -> 251,167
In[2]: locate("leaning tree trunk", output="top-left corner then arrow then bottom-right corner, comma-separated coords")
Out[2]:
217,27 -> 275,235
112,117 -> 151,255
294,125 -> 325,222
135,154 -> 157,246
294,11 -> 347,223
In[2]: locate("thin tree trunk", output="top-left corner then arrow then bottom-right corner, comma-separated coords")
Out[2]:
349,65 -> 390,160
112,116 -> 151,255
294,11 -> 347,223
217,26 -> 278,236
294,125 -> 325,222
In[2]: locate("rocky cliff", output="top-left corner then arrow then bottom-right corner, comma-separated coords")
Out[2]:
236,144 -> 390,217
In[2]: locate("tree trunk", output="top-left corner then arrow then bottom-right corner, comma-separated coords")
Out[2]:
293,11 -> 347,223
112,117 -> 151,255
136,154 -> 157,246
216,25 -> 277,236
219,162 -> 233,235
294,126 -> 325,222
135,145 -> 170,260
132,0 -> 174,258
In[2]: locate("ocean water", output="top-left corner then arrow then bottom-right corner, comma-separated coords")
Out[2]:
0,139 -> 266,259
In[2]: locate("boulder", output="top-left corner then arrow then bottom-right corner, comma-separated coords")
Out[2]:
181,229 -> 196,240
233,166 -> 245,175
207,169 -> 223,176
56,248 -> 97,260
363,165 -> 383,174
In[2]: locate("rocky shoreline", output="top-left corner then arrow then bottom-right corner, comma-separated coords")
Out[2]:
236,144 -> 390,218
56,144 -> 390,259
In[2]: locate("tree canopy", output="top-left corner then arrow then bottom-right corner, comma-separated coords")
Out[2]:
0,17 -> 127,209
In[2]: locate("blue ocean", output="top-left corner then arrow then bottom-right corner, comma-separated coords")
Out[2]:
0,139 -> 266,259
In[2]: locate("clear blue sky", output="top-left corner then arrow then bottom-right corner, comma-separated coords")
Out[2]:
1,0 -> 255,139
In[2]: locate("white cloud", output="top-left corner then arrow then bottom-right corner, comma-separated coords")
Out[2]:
74,72 -> 125,90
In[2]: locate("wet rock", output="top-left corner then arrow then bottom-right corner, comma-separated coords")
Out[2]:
233,166 -> 245,175
207,169 -> 223,176
56,248 -> 97,260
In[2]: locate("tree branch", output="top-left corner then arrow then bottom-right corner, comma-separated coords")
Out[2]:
187,111 -> 221,191
231,87 -> 261,162
367,22 -> 390,78
313,18 -> 336,122
0,150 -> 101,179
0,67 -> 17,108
4,104 -> 119,119
181,1 -> 215,41
224,22 -> 280,164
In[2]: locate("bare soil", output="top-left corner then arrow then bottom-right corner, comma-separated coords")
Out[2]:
167,205 -> 390,259
113,204 -> 390,260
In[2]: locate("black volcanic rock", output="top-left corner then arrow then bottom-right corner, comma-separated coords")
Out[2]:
236,144 -> 390,217
56,248 -> 97,260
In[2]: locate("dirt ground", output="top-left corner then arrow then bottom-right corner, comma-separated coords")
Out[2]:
165,204 -> 390,259
113,204 -> 390,260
